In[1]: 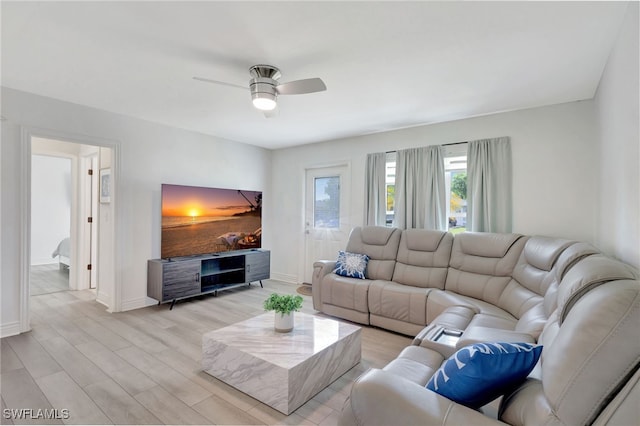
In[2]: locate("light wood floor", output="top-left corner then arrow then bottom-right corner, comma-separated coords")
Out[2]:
30,264 -> 70,296
1,280 -> 412,425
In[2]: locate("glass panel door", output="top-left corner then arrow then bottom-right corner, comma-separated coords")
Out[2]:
303,166 -> 350,283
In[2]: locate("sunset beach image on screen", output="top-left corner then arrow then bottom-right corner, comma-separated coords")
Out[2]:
161,184 -> 262,258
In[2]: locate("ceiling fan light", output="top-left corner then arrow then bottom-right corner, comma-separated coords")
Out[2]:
252,93 -> 277,111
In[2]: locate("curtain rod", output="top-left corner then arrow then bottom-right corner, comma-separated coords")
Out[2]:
385,140 -> 468,154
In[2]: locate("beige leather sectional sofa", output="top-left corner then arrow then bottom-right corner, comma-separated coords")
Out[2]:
311,226 -> 640,425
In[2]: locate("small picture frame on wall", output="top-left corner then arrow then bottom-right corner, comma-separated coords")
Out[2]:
100,168 -> 111,204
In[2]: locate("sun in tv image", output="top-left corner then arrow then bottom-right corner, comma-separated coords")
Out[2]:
161,184 -> 262,258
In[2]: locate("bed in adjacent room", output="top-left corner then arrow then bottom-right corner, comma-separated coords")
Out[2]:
52,237 -> 71,270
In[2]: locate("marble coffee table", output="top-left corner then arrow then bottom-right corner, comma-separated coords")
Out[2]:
202,312 -> 361,415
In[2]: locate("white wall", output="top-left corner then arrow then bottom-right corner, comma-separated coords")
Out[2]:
594,2 -> 639,268
1,120 -> 23,336
270,101 -> 599,283
1,87 -> 271,334
97,146 -> 114,308
30,154 -> 71,265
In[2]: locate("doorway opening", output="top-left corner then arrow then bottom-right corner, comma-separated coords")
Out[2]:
30,153 -> 72,295
30,137 -> 101,297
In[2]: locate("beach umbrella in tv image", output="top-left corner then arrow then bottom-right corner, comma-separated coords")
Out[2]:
160,184 -> 262,258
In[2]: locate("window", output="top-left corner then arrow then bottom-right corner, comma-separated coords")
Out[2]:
314,176 -> 340,228
444,148 -> 467,234
384,146 -> 467,232
385,153 -> 396,226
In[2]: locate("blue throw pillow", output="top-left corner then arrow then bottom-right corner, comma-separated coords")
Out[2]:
426,342 -> 542,409
333,251 -> 369,279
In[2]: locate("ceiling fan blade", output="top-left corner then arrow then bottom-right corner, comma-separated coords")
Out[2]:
192,77 -> 246,91
275,78 -> 326,95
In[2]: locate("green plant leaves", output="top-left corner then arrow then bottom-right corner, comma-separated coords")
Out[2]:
263,293 -> 304,314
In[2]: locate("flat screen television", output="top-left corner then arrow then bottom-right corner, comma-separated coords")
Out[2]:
161,184 -> 262,259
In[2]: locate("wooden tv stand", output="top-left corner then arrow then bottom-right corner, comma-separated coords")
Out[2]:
147,249 -> 270,309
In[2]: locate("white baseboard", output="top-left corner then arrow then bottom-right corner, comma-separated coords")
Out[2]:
31,259 -> 58,266
270,272 -> 298,284
96,290 -> 111,309
120,296 -> 157,312
0,321 -> 21,338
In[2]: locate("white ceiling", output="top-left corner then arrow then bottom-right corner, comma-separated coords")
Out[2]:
1,1 -> 629,149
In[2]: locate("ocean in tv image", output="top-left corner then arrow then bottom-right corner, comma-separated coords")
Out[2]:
161,184 -> 262,258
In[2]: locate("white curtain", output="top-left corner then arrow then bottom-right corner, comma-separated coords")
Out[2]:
467,137 -> 512,233
364,152 -> 387,226
393,146 -> 446,230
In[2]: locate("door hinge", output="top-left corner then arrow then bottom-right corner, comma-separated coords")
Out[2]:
88,217 -> 93,223
87,264 -> 92,271
88,169 -> 93,176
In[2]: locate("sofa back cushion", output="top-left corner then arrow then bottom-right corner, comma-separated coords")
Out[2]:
554,254 -> 638,324
541,241 -> 599,317
445,232 -> 527,308
504,237 -> 574,337
346,226 -> 401,281
392,229 -> 453,288
511,237 -> 574,296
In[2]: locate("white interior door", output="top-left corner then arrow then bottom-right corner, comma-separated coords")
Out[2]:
303,165 -> 350,284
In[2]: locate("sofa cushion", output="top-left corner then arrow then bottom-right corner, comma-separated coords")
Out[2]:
368,281 -> 430,328
542,242 -> 599,317
495,237 -> 576,339
446,233 -> 527,309
383,345 -> 444,386
425,289 -> 514,325
360,226 -> 397,246
466,313 -> 517,331
509,236 -> 574,309
333,251 -> 369,279
320,274 -> 370,313
428,306 -> 476,331
513,302 -> 546,338
458,232 -> 523,258
521,236 -> 574,273
556,254 -> 638,324
496,281 -> 542,320
426,342 -> 542,409
345,226 -> 401,281
392,229 -> 452,289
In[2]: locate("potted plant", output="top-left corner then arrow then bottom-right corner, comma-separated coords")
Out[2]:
263,293 -> 304,332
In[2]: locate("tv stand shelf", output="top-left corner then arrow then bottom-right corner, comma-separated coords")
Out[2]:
147,249 -> 270,310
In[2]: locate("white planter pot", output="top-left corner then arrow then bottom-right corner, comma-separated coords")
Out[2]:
274,312 -> 294,333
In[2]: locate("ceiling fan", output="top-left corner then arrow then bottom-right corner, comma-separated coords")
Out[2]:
194,64 -> 326,117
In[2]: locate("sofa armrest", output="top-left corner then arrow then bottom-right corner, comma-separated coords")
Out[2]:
340,368 -> 506,426
457,326 -> 536,349
312,260 -> 336,310
313,260 -> 336,281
